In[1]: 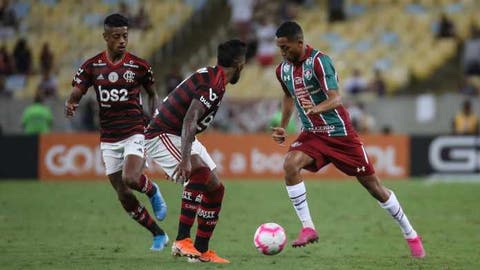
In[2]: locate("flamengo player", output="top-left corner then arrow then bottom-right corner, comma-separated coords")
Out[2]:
64,14 -> 168,251
271,21 -> 426,258
145,40 -> 247,263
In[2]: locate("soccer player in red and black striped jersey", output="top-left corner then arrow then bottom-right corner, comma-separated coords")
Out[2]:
64,14 -> 168,251
145,40 -> 247,263
272,21 -> 425,258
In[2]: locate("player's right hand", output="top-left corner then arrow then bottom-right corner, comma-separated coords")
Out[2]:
64,101 -> 78,118
271,127 -> 286,145
172,159 -> 192,185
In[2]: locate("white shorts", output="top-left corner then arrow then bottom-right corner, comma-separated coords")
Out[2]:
100,134 -> 145,175
145,133 -> 216,177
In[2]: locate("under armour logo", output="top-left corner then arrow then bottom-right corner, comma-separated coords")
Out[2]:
357,166 -> 366,172
291,141 -> 302,147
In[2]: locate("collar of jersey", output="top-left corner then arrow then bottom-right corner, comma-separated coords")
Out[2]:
103,51 -> 128,67
292,45 -> 313,66
215,66 -> 227,87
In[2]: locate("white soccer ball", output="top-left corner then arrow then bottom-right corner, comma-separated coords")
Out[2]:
253,223 -> 287,255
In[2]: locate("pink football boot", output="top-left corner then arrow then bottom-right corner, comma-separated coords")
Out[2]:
292,227 -> 319,247
406,236 -> 426,258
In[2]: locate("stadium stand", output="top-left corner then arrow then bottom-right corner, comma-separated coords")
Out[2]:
0,0 -> 193,98
227,0 -> 480,99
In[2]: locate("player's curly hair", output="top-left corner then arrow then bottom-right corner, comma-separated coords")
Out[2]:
217,39 -> 246,67
276,21 -> 303,41
104,13 -> 129,28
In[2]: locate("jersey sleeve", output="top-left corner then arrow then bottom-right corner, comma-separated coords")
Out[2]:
72,61 -> 93,93
275,64 -> 291,97
190,72 -> 217,110
314,54 -> 339,91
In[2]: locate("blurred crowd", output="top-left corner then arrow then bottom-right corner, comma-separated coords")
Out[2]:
0,0 -> 478,136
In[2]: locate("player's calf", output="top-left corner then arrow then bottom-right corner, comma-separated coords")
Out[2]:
194,183 -> 224,253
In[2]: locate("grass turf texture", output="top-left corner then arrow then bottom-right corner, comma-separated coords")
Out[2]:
1,179 -> 479,270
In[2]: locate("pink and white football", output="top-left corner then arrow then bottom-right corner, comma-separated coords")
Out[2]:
253,223 -> 287,255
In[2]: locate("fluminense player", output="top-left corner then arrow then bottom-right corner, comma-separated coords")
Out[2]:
271,21 -> 425,258
65,14 -> 168,251
145,40 -> 247,263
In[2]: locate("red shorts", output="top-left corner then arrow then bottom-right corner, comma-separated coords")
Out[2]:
289,131 -> 375,176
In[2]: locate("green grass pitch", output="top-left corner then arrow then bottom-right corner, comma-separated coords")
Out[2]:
1,179 -> 479,270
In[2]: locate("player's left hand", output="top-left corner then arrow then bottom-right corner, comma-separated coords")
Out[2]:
64,101 -> 79,118
172,159 -> 191,184
304,105 -> 318,115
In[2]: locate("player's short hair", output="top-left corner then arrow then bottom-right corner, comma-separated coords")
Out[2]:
104,13 -> 129,28
276,21 -> 303,41
217,39 -> 247,67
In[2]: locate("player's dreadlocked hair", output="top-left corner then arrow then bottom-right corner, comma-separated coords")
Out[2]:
104,13 -> 129,28
217,39 -> 247,67
276,21 -> 303,41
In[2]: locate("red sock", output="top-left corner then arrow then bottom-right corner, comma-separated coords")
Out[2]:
119,192 -> 163,236
130,204 -> 164,235
195,183 -> 225,252
176,167 -> 210,240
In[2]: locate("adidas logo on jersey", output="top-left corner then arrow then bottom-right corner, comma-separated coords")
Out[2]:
96,74 -> 105,80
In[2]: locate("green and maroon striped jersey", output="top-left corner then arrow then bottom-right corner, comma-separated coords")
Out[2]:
275,46 -> 355,136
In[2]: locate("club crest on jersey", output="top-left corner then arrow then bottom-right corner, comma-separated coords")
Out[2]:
108,72 -> 119,83
295,77 -> 303,85
123,70 -> 135,83
304,69 -> 313,80
306,57 -> 313,66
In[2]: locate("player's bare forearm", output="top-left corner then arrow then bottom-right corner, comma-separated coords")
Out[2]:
65,87 -> 84,118
180,100 -> 206,161
67,87 -> 83,104
305,90 -> 342,115
144,85 -> 159,117
280,95 -> 294,128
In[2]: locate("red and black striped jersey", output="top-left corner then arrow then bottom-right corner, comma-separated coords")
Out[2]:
72,51 -> 154,142
146,66 -> 226,138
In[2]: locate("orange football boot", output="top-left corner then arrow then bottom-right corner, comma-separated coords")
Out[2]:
171,238 -> 201,258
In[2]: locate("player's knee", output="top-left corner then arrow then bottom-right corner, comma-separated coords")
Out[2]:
283,159 -> 300,175
122,171 -> 140,188
116,184 -> 133,200
206,174 -> 222,192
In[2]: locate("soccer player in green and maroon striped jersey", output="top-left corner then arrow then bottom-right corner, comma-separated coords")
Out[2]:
271,21 -> 425,258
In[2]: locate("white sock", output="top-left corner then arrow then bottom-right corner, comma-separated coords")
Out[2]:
286,181 -> 315,229
379,190 -> 417,239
